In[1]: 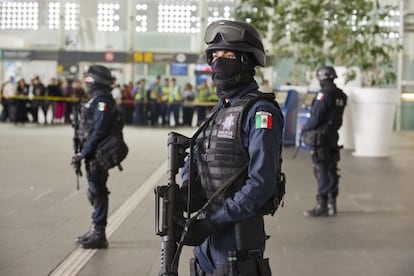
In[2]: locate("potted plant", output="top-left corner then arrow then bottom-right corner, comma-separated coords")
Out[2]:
236,0 -> 402,156
336,2 -> 402,157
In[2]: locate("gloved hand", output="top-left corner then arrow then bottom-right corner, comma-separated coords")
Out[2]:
71,153 -> 83,163
71,154 -> 83,176
182,218 -> 216,246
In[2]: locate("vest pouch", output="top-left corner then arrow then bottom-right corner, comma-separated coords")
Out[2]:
235,258 -> 271,276
311,147 -> 330,162
235,216 -> 265,251
95,135 -> 128,170
302,130 -> 328,147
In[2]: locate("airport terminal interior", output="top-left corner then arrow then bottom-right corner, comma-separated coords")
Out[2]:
1,0 -> 414,276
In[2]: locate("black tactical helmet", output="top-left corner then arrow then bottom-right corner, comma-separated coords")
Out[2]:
316,66 -> 338,81
84,65 -> 114,86
205,20 -> 266,67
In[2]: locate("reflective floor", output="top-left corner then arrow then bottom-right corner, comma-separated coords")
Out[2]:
0,123 -> 413,276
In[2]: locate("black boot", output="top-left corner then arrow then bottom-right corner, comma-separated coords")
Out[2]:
80,225 -> 108,249
76,224 -> 95,244
304,195 -> 328,217
327,197 -> 337,216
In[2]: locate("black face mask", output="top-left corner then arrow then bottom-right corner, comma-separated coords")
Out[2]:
86,81 -> 110,93
85,81 -> 96,92
211,57 -> 242,88
211,54 -> 255,99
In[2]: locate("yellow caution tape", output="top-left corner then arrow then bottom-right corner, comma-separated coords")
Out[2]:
1,95 -> 219,106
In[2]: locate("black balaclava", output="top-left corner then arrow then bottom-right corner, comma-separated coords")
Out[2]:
86,81 -> 109,93
85,81 -> 95,92
319,79 -> 335,89
211,51 -> 255,99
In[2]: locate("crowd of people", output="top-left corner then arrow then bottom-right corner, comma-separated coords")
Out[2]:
126,76 -> 218,127
0,74 -> 219,127
0,75 -> 86,125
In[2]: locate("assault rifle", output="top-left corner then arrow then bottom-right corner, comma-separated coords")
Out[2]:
155,132 -> 190,275
154,129 -> 248,275
292,139 -> 303,160
72,100 -> 83,190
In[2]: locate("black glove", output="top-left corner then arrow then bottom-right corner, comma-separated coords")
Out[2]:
182,218 -> 216,246
71,154 -> 82,163
71,154 -> 83,176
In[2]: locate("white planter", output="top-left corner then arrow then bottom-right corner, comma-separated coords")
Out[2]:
334,66 -> 361,150
351,87 -> 400,157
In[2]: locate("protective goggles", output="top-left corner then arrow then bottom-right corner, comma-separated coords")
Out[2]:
205,23 -> 245,43
205,21 -> 262,48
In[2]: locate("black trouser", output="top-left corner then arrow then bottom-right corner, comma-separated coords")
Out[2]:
85,159 -> 109,226
311,147 -> 340,200
182,106 -> 194,126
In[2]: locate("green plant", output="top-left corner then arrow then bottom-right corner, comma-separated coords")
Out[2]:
235,0 -> 402,87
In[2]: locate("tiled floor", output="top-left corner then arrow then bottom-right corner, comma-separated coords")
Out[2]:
0,124 -> 413,276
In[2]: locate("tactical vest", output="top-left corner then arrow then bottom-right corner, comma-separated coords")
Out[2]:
78,94 -> 116,144
195,92 -> 281,213
327,87 -> 347,131
78,97 -> 97,145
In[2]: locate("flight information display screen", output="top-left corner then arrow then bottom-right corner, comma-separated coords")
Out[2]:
170,63 -> 188,76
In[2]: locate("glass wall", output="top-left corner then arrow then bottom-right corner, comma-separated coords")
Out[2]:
0,0 -> 237,52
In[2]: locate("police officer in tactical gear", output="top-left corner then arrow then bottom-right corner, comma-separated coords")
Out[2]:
71,64 -> 116,249
302,66 -> 347,217
180,20 -> 284,275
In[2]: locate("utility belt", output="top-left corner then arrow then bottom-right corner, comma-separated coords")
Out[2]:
302,129 -> 328,147
311,145 -> 342,163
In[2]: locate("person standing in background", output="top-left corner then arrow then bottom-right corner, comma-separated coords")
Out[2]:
121,83 -> 134,125
64,79 -> 74,124
111,83 -> 122,107
33,76 -> 48,124
148,75 -> 162,126
15,78 -> 29,123
71,65 -> 117,249
132,78 -> 147,125
181,82 -> 196,127
169,78 -> 182,126
1,76 -> 16,122
196,79 -> 211,126
160,78 -> 171,126
302,66 -> 347,217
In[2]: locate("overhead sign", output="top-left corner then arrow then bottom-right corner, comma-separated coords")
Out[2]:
144,52 -> 153,63
133,52 -> 199,64
134,52 -> 153,63
2,50 -> 32,59
0,49 -> 203,64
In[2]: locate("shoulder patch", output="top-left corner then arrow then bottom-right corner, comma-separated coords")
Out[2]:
255,111 -> 272,129
316,92 -> 324,101
97,102 -> 107,111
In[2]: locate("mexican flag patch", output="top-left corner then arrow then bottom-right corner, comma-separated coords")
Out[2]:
97,102 -> 107,111
255,111 -> 272,129
316,92 -> 324,101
